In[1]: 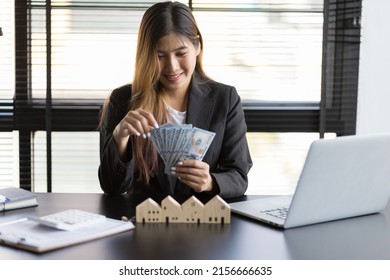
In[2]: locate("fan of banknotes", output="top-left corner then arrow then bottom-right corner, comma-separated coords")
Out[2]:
150,123 -> 215,174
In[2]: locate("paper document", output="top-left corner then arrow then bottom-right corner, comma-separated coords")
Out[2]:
0,216 -> 134,253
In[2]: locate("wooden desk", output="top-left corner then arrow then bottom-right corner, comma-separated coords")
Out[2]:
1,192 -> 390,259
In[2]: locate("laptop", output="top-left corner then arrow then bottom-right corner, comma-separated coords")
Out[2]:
229,133 -> 390,229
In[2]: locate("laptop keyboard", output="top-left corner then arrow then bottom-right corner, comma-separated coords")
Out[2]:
261,207 -> 289,220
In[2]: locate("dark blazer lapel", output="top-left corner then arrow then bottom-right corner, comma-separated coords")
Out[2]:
175,80 -> 215,195
186,80 -> 215,130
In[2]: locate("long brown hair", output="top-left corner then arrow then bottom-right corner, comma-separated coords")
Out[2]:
99,1 -> 208,184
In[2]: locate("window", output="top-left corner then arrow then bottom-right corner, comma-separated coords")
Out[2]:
0,1 -> 17,189
32,131 -> 100,193
0,1 -> 14,100
7,0 -> 361,194
193,1 -> 323,102
0,132 -> 19,189
29,0 -> 323,102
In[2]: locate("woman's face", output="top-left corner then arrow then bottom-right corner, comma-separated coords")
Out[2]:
156,33 -> 200,95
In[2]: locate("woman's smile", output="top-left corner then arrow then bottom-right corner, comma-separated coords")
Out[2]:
164,73 -> 183,83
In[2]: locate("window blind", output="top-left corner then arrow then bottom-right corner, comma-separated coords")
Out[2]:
320,0 -> 362,136
193,1 -> 324,102
0,0 -> 14,130
0,1 -> 17,189
0,1 -> 14,101
29,0 -> 187,100
33,131 -> 100,193
28,0 -> 323,102
0,132 -> 19,189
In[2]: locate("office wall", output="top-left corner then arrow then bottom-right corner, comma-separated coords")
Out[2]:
356,0 -> 390,135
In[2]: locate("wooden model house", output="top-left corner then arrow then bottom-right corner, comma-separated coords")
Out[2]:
136,198 -> 162,223
135,195 -> 231,225
204,195 -> 231,224
161,195 -> 182,223
181,196 -> 205,224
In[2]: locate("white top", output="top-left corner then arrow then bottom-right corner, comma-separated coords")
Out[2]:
167,105 -> 187,125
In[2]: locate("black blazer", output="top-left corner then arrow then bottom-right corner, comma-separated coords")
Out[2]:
98,79 -> 253,201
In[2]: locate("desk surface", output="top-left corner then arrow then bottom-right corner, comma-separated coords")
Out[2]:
1,192 -> 390,260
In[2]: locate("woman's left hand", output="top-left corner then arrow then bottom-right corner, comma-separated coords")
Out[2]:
171,160 -> 215,193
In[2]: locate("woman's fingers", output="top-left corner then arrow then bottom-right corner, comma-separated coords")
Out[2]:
124,109 -> 159,138
171,160 -> 213,192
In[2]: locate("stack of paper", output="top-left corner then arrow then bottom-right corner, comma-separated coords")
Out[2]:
0,215 -> 134,253
150,124 -> 215,174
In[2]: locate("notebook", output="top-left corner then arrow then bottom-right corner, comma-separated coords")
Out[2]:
230,133 -> 390,229
0,187 -> 38,211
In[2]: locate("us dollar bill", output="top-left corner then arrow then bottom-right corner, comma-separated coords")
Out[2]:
149,124 -> 215,174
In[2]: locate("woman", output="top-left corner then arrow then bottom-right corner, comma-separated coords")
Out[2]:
98,1 -> 252,200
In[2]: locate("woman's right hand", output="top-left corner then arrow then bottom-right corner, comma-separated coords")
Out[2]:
113,108 -> 159,160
